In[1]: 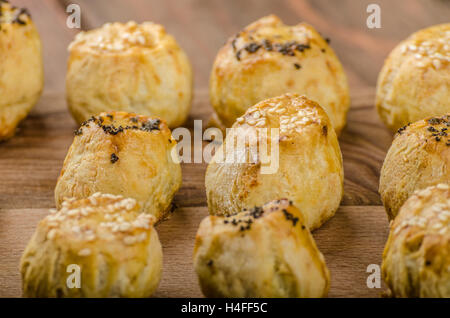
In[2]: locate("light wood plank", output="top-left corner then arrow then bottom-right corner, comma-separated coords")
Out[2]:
0,206 -> 390,298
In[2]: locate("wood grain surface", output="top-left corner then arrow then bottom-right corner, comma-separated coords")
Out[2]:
1,0 -> 449,298
0,90 -> 390,298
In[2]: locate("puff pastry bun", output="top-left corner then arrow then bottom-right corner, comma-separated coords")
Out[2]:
379,114 -> 450,220
210,15 -> 349,134
66,21 -> 193,128
376,23 -> 450,132
0,1 -> 43,140
55,112 -> 182,222
205,94 -> 344,230
382,184 -> 450,297
193,199 -> 330,298
20,193 -> 162,297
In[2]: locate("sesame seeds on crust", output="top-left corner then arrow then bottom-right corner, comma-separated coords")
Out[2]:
396,114 -> 450,146
392,184 -> 450,236
0,1 -> 31,25
221,198 -> 300,232
228,15 -> 330,63
42,193 -> 156,249
234,94 -> 325,136
74,112 -> 163,137
398,25 -> 450,70
68,21 -> 165,53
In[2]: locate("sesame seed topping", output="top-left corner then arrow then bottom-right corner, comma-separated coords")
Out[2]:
78,248 -> 91,257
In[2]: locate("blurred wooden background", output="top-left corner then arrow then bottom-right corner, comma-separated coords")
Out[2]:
0,0 -> 449,298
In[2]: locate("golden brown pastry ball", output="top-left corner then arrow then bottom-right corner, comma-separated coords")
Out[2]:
382,184 -> 450,298
20,193 -> 162,297
54,111 -> 181,222
379,114 -> 450,220
210,15 -> 349,134
193,199 -> 330,298
0,2 -> 43,140
376,24 -> 450,132
205,94 -> 344,230
66,21 -> 193,128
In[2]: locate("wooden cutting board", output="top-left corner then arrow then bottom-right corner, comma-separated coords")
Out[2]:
0,89 -> 393,297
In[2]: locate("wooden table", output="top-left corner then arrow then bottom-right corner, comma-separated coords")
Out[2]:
0,0 -> 449,298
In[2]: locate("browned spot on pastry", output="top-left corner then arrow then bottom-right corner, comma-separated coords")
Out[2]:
326,60 -> 337,75
153,73 -> 161,85
286,79 -> 294,87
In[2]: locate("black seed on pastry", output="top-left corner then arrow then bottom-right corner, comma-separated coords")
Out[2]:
110,153 -> 119,164
13,8 -> 30,25
428,117 -> 441,125
262,39 -> 272,51
295,43 -> 310,52
231,38 -> 237,51
130,117 -> 139,123
294,63 -> 301,69
325,38 -> 331,44
141,119 -> 161,132
207,260 -> 214,266
322,125 -> 328,136
282,209 -> 299,226
236,49 -> 242,61
321,48 -> 326,53
397,123 -> 410,135
245,42 -> 261,53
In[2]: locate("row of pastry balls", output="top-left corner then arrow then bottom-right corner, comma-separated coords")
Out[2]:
379,114 -> 449,297
1,3 -> 447,141
69,15 -> 350,134
0,10 -> 351,140
21,112 -> 182,297
194,94 -> 343,297
65,17 -> 449,135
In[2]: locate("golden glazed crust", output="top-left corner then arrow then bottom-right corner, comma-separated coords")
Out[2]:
193,199 -> 330,298
20,193 -> 163,297
205,94 -> 344,230
210,15 -> 349,134
0,2 -> 43,140
382,184 -> 450,297
376,23 -> 450,132
66,21 -> 193,128
54,111 -> 182,222
379,114 -> 450,220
